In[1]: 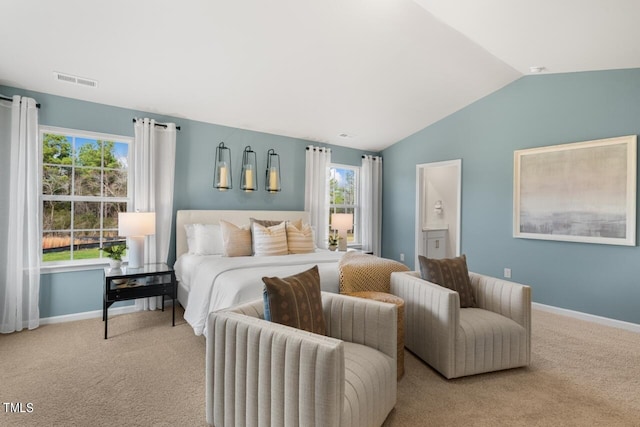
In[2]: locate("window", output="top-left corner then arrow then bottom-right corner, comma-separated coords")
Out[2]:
329,164 -> 360,245
41,127 -> 132,264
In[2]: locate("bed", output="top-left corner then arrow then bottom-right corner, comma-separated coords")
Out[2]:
174,210 -> 344,336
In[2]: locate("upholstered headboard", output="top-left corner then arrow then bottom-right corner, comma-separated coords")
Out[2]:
176,210 -> 310,258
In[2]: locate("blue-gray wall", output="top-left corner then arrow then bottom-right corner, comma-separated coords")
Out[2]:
381,68 -> 640,325
1,86 -> 374,318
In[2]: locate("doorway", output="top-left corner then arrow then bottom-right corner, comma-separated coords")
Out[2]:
415,159 -> 461,268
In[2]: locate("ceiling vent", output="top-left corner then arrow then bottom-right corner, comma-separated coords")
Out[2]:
53,71 -> 98,88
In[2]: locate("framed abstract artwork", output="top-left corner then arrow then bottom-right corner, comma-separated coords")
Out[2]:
514,135 -> 637,246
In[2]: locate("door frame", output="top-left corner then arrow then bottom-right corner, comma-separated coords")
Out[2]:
415,159 -> 462,268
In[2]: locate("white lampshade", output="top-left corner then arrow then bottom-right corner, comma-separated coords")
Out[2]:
331,213 -> 353,232
118,212 -> 155,269
118,212 -> 156,237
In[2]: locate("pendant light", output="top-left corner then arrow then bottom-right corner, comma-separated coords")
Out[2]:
265,148 -> 281,193
213,142 -> 232,191
240,146 -> 258,192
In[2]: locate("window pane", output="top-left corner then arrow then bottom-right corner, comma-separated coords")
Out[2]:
103,169 -> 128,198
74,231 -> 101,260
103,141 -> 128,169
103,202 -> 127,229
43,165 -> 71,195
330,167 -> 356,205
74,201 -> 101,229
43,201 -> 71,230
43,134 -> 72,165
113,142 -> 129,169
42,232 -> 72,262
74,167 -> 101,196
75,138 -> 101,167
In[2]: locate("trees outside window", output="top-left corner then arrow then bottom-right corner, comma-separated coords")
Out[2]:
329,164 -> 360,245
41,127 -> 132,263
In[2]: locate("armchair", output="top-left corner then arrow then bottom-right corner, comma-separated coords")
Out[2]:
206,292 -> 397,427
390,271 -> 531,379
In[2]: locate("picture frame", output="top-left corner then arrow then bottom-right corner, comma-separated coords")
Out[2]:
513,135 -> 637,246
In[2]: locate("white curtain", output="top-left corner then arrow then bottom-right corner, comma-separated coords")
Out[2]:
304,146 -> 331,249
0,96 -> 40,333
133,118 -> 176,310
361,155 -> 383,256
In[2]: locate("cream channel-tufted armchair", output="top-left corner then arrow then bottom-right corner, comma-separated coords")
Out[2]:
206,292 -> 398,427
390,271 -> 531,379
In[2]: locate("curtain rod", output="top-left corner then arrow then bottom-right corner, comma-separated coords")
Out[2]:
0,95 -> 41,108
132,118 -> 181,131
362,155 -> 381,159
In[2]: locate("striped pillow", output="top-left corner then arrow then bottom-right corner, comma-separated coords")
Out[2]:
219,220 -> 252,257
252,221 -> 288,256
286,222 -> 315,254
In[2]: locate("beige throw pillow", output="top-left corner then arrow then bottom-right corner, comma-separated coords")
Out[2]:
219,220 -> 252,257
286,222 -> 315,254
252,222 -> 288,256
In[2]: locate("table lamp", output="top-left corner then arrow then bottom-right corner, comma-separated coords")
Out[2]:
118,212 -> 156,268
331,213 -> 353,251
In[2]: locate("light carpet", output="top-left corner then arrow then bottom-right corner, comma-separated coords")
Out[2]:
1,308 -> 639,426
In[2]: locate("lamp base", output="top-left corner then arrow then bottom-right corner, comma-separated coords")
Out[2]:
127,236 -> 145,268
338,231 -> 348,251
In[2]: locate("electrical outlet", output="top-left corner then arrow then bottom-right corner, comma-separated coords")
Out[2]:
400,253 -> 405,262
504,268 -> 512,279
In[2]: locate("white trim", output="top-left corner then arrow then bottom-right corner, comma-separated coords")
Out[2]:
40,125 -> 133,145
40,259 -> 113,274
533,302 -> 640,334
40,304 -> 137,325
39,299 -> 176,325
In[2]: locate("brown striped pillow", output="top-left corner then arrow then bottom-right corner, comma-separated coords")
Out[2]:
262,265 -> 326,335
418,254 -> 476,308
252,221 -> 288,256
286,221 -> 315,254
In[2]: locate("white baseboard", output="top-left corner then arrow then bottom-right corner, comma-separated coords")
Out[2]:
40,305 -> 137,325
39,300 -> 175,326
533,302 -> 640,334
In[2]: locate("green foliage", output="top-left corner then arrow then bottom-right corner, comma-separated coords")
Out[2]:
101,244 -> 127,261
43,134 -> 72,165
328,233 -> 340,246
329,168 -> 356,205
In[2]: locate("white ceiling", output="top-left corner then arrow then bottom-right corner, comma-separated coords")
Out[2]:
1,0 -> 639,152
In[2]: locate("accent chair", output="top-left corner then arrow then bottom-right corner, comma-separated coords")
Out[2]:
390,271 -> 531,379
206,292 -> 398,426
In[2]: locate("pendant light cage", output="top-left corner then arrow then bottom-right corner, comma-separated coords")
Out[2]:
240,145 -> 258,192
265,148 -> 281,193
213,142 -> 232,191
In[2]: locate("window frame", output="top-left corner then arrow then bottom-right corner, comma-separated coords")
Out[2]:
329,163 -> 360,246
40,126 -> 133,272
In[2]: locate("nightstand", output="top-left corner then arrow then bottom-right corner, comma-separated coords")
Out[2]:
103,263 -> 176,339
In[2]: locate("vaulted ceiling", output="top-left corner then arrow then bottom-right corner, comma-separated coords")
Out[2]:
2,0 -> 639,151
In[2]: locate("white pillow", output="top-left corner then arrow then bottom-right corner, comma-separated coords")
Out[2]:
220,220 -> 252,257
286,222 -> 315,254
191,223 -> 224,255
184,224 -> 197,254
252,222 -> 288,256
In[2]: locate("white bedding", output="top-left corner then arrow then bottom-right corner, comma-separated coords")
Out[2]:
176,250 -> 344,336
